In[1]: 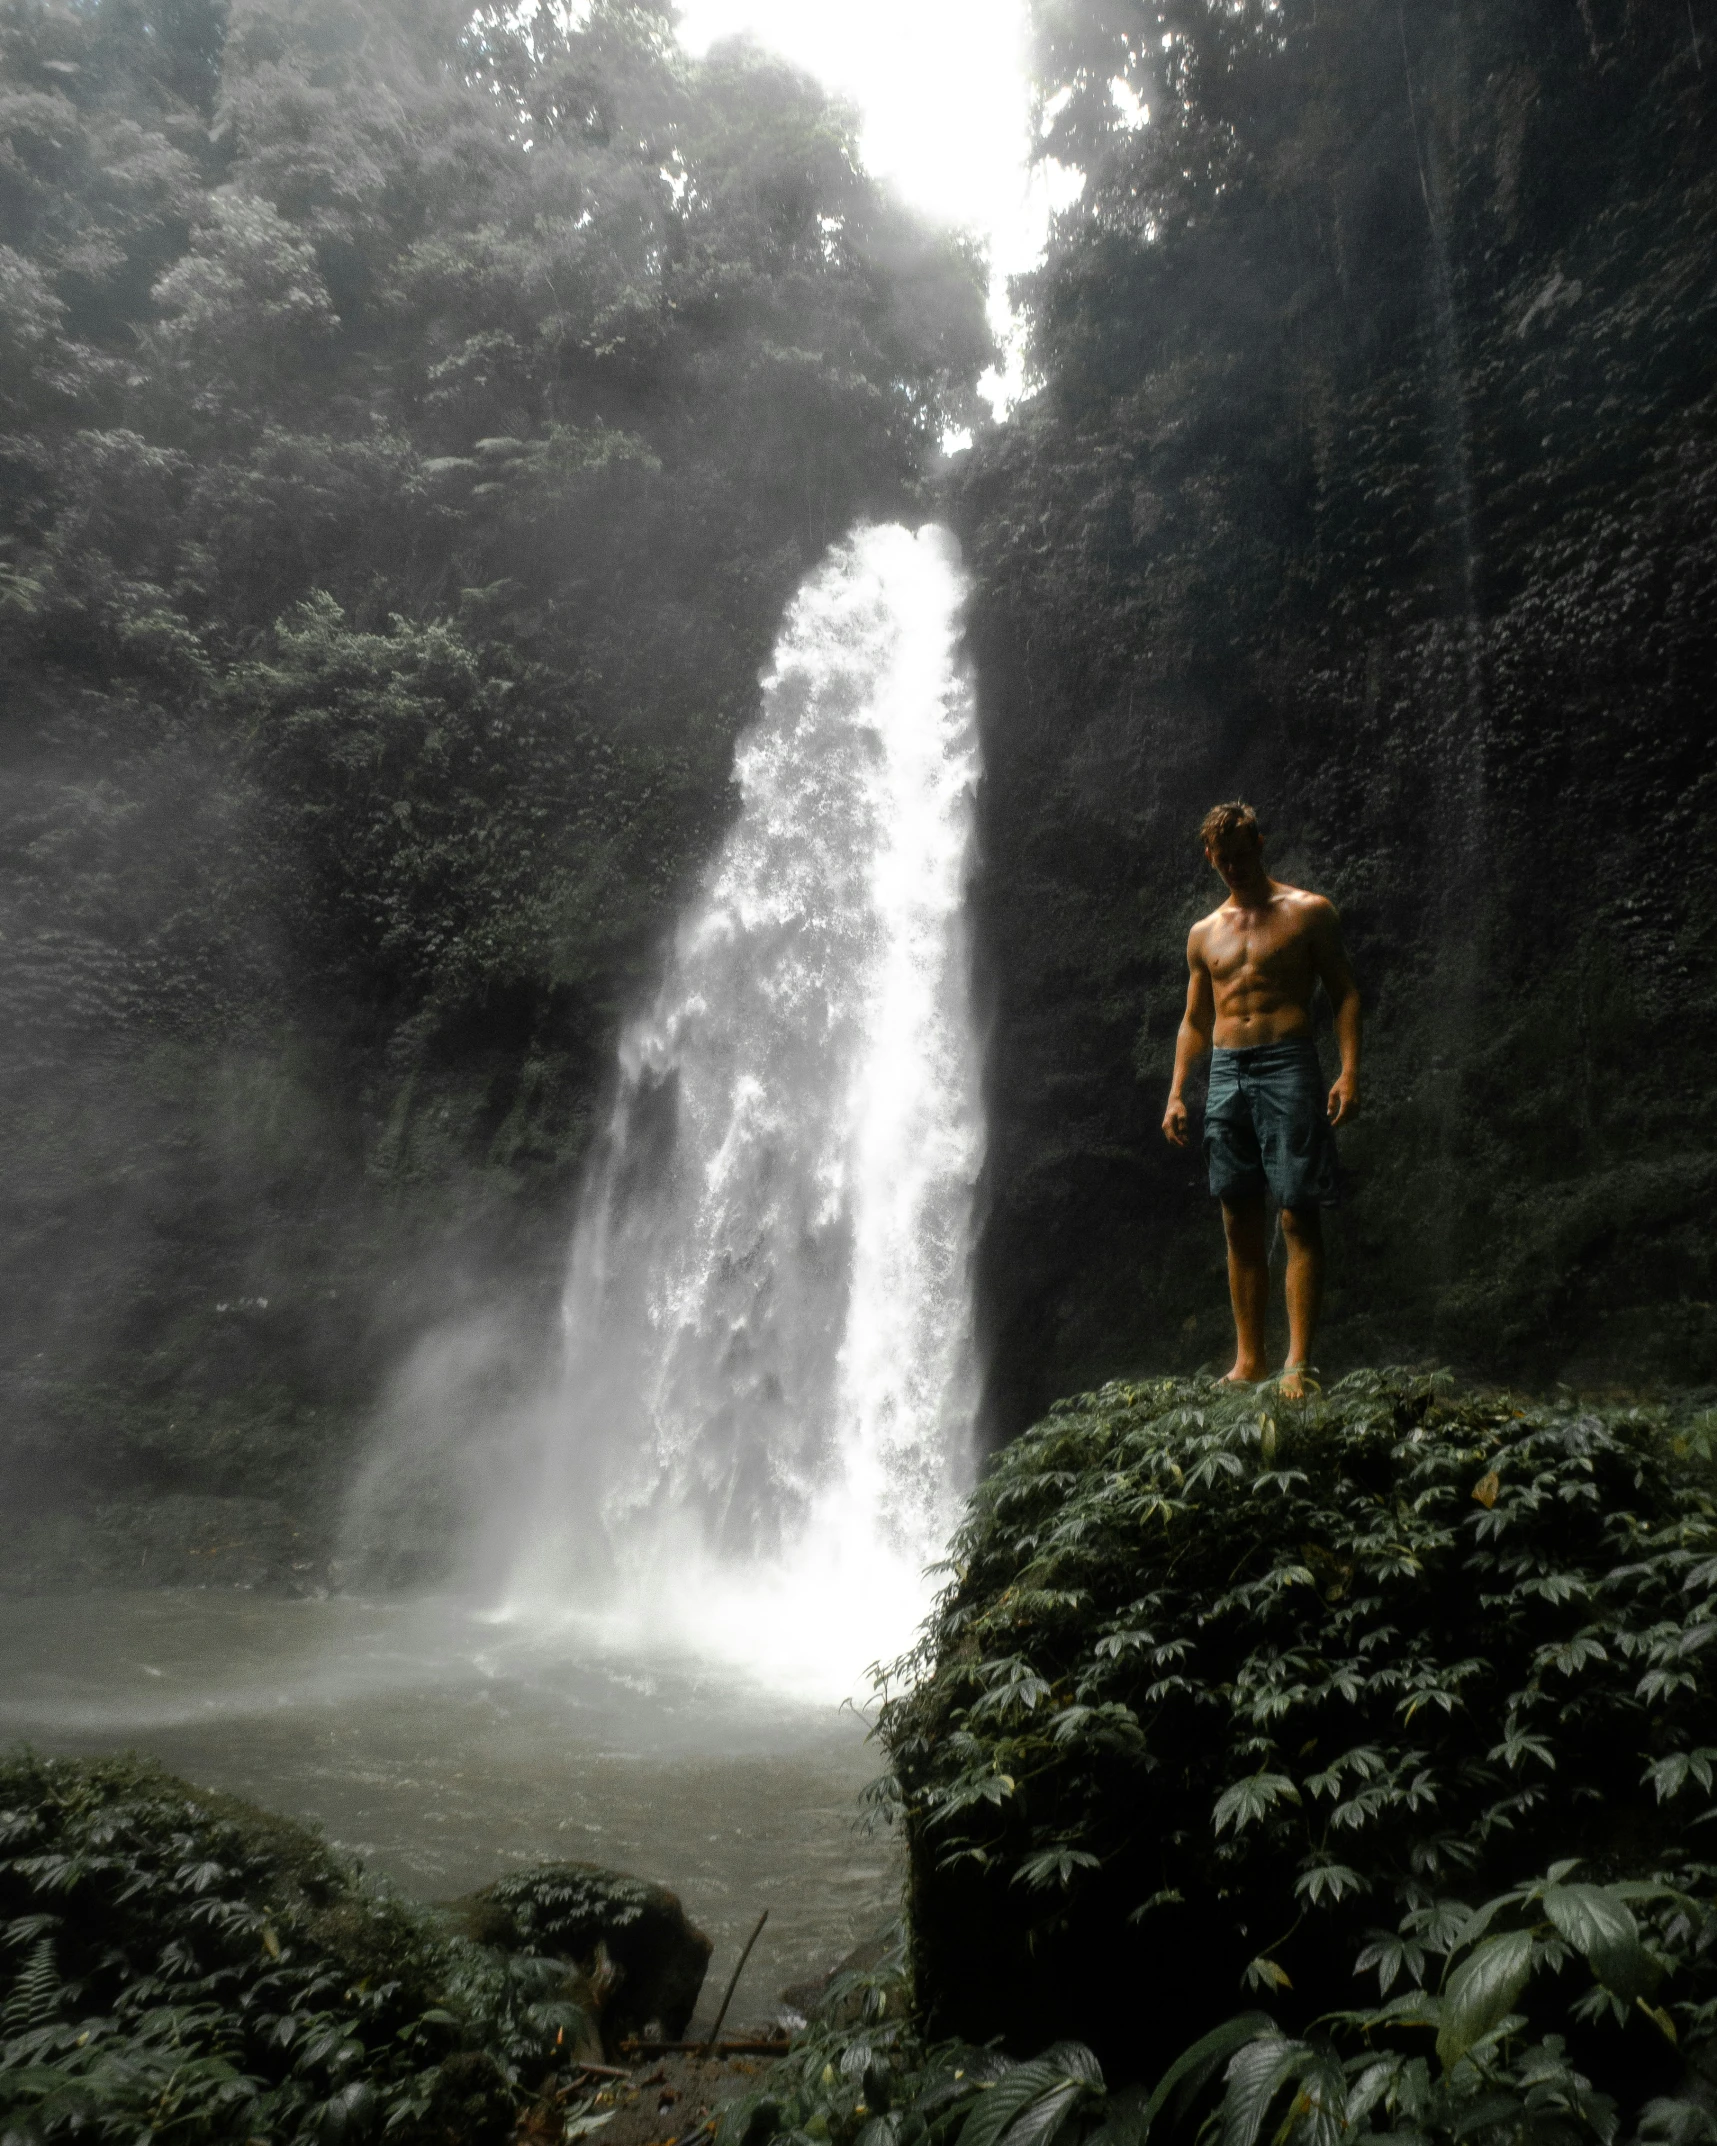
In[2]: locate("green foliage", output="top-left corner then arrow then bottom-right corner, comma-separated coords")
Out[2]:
715,1927 -> 1019,2146
882,1371 -> 1717,2075
485,1866 -> 652,1949
714,1871 -> 1717,2146
0,1752 -> 617,2145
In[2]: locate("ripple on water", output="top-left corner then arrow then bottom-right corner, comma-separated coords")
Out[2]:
0,1590 -> 899,2031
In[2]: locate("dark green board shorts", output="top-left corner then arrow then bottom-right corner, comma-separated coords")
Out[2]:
1205,1038 -> 1341,1209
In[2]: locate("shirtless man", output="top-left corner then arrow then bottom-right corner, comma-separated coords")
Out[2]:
1162,801 -> 1361,1398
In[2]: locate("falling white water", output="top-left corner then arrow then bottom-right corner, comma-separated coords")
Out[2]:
495,523 -> 983,1699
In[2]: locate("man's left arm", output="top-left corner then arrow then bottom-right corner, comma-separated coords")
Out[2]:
1313,901 -> 1361,1127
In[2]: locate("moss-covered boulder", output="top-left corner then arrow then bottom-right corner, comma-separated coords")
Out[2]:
450,1863 -> 712,2043
883,1371 -> 1717,2084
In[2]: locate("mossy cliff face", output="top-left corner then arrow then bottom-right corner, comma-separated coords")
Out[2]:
956,1 -> 1717,1426
883,1373 -> 1717,2084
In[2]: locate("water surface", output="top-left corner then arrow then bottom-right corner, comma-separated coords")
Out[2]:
0,1591 -> 897,2031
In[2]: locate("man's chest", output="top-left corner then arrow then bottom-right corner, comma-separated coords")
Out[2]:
1205,911 -> 1310,981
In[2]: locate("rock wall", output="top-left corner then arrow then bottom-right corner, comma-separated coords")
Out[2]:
954,0 -> 1717,1429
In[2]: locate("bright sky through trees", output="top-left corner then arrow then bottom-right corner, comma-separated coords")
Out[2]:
675,0 -> 1071,411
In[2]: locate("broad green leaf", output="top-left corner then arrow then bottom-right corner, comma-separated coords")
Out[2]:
1435,1929 -> 1532,2070
855,2117 -> 907,2146
1001,2081 -> 1086,2146
1217,2035 -> 1308,2146
957,2046 -> 1103,2146
1140,2013 -> 1277,2139
1038,2044 -> 1104,2090
1279,2050 -> 1349,2146
1343,2058 -> 1402,2127
1541,1884 -> 1660,2003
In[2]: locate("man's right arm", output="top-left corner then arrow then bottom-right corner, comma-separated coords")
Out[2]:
1163,928 -> 1215,1148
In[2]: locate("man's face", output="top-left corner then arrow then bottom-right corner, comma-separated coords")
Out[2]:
1205,836 -> 1262,890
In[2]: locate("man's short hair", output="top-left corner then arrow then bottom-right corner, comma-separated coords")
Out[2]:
1200,800 -> 1261,855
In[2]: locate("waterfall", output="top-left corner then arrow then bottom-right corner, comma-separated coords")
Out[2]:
495,523 -> 983,1697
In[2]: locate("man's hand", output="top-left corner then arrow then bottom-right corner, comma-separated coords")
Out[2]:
1163,1095 -> 1191,1147
1327,1071 -> 1359,1128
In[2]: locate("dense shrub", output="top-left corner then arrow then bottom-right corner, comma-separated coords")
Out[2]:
0,1754 -> 613,2145
881,1372 -> 1717,2087
715,1894 -> 1717,2146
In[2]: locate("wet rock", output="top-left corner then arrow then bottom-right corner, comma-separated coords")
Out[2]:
1,1495 -> 313,1593
778,1923 -> 904,2029
450,1863 -> 712,2045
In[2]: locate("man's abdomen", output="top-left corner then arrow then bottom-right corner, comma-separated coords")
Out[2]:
1210,1000 -> 1316,1050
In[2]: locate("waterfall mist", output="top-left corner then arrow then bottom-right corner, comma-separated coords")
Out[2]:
466,523 -> 983,1696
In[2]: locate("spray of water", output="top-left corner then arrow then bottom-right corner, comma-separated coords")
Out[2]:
491,523 -> 983,1700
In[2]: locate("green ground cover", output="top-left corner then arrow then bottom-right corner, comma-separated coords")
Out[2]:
881,1372 -> 1717,2097
0,1753 -> 612,2145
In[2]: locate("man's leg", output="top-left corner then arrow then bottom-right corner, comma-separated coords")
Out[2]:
1279,1203 -> 1324,1396
1220,1191 -> 1270,1382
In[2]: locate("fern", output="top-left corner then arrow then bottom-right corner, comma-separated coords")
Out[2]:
2,1933 -> 61,2032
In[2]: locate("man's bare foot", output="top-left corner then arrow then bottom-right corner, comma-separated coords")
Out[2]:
1220,1363 -> 1267,1386
1278,1363 -> 1318,1400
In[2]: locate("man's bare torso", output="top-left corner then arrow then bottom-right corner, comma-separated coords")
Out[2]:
1163,816 -> 1361,1389
1191,880 -> 1341,1049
